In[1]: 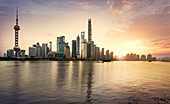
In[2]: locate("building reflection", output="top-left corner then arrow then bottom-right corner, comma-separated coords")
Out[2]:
11,61 -> 21,104
56,61 -> 69,88
81,62 -> 94,104
86,63 -> 93,104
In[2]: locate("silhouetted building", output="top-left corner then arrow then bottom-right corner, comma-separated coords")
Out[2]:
106,50 -> 110,60
88,19 -> 92,41
101,48 -> 104,60
147,54 -> 152,61
110,51 -> 114,60
141,55 -> 146,61
152,57 -> 157,61
4,53 -> 7,57
96,47 -> 100,60
136,54 -> 140,60
81,39 -> 87,59
72,40 -> 76,58
76,35 -> 80,58
49,41 -> 52,52
126,54 -> 130,60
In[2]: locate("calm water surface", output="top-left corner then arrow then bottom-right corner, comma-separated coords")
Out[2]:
0,61 -> 170,104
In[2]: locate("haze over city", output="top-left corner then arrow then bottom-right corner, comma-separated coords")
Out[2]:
0,0 -> 170,58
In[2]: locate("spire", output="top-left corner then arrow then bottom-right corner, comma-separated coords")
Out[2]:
16,4 -> 18,25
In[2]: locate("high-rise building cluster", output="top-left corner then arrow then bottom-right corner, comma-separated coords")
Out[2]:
29,42 -> 51,59
45,19 -> 114,60
4,6 -> 161,61
125,53 -> 156,61
3,7 -> 114,61
158,56 -> 170,62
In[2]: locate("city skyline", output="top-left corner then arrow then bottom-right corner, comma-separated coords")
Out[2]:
0,0 -> 170,58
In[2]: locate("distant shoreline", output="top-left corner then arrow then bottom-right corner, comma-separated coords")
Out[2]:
0,57 -> 169,62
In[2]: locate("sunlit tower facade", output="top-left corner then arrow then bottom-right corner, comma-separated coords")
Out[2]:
13,6 -> 21,57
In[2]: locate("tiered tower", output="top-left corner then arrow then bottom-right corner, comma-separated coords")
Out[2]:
13,6 -> 21,57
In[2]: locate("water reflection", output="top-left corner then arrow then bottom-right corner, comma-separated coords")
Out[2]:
11,61 -> 20,104
0,61 -> 170,104
85,62 -> 94,104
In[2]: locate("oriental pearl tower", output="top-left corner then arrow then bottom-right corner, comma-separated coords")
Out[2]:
13,5 -> 21,57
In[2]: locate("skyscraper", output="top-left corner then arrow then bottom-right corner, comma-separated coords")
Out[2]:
87,42 -> 91,59
7,49 -> 14,58
29,47 -> 36,58
88,19 -> 92,42
81,39 -> 87,59
95,46 -> 98,60
76,35 -> 80,58
93,45 -> 96,59
95,47 -> 100,60
141,55 -> 146,61
64,45 -> 70,59
90,41 -> 94,59
136,54 -> 140,60
147,54 -> 152,61
13,5 -> 21,57
20,50 -> 25,58
49,41 -> 52,52
35,42 -> 42,58
110,51 -> 114,60
72,40 -> 76,58
101,48 -> 104,60
42,43 -> 48,58
62,42 -> 68,57
81,32 -> 85,40
106,50 -> 110,60
57,36 -> 65,52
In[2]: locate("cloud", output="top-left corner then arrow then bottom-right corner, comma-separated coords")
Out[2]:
108,0 -> 137,14
108,0 -> 170,16
151,36 -> 170,49
152,36 -> 170,42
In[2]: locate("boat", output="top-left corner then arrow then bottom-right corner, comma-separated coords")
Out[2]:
149,60 -> 152,62
103,60 -> 112,62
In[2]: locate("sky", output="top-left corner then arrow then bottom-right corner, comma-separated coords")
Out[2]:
0,0 -> 170,58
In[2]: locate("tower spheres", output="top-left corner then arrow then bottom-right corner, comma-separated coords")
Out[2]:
13,6 -> 21,57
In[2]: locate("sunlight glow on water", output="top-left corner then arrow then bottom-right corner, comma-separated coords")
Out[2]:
0,61 -> 170,104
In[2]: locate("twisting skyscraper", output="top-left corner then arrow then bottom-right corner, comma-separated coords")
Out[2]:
88,19 -> 92,42
13,5 -> 21,57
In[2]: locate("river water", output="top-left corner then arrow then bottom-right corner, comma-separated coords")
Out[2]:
0,61 -> 170,104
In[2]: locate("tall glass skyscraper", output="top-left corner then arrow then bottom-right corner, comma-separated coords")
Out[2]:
57,36 -> 65,52
72,40 -> 76,58
88,19 -> 92,42
76,35 -> 80,58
